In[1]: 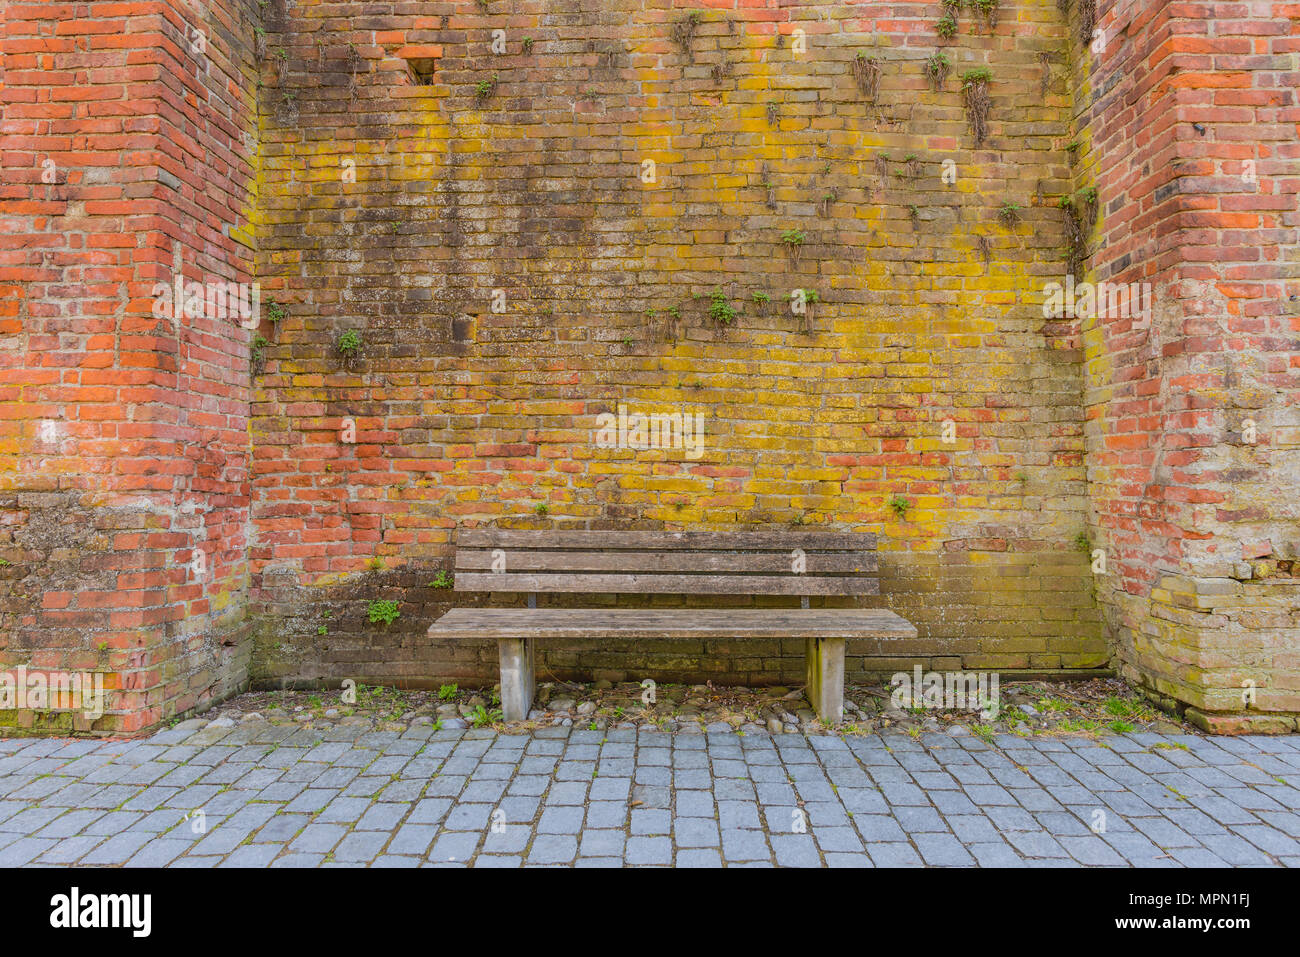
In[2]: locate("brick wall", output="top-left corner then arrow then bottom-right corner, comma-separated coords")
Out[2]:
0,0 -> 259,733
5,0 -> 1295,735
1072,0 -> 1300,730
247,0 -> 1107,690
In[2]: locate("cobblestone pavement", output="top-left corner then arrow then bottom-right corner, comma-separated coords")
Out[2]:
1,723 -> 1298,868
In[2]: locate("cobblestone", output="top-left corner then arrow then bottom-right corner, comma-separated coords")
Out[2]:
0,726 -> 1295,867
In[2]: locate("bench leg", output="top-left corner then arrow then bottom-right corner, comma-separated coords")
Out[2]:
498,637 -> 535,722
805,636 -> 845,724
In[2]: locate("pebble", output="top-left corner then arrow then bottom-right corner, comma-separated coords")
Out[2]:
191,677 -> 1191,742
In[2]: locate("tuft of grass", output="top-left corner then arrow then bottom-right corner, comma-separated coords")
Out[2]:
367,599 -> 400,625
467,703 -> 503,728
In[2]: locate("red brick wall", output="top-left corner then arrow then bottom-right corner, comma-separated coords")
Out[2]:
0,0 -> 259,733
1074,0 -> 1300,729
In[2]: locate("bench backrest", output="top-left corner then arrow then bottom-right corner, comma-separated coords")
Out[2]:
453,529 -> 879,596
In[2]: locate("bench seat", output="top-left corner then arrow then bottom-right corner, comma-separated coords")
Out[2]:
429,607 -> 916,641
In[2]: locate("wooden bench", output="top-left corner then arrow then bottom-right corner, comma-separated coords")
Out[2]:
427,529 -> 917,723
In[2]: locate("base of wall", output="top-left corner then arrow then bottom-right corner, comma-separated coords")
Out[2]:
1184,708 -> 1298,735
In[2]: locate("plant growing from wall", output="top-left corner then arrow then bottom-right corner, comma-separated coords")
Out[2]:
1038,52 -> 1054,96
874,153 -> 890,182
1079,186 -> 1098,224
936,13 -> 957,41
766,102 -> 779,127
337,328 -> 362,370
780,228 -> 805,262
901,153 -> 920,178
522,36 -> 534,54
960,68 -> 992,146
708,288 -> 737,326
818,189 -> 837,218
889,495 -> 910,518
797,289 -> 820,333
975,234 -> 992,265
534,503 -> 549,516
1065,138 -> 1081,167
924,51 -> 951,91
1077,0 -> 1097,44
907,203 -> 920,227
672,12 -> 701,64
367,599 -> 400,626
751,290 -> 770,315
251,335 -> 268,375
254,25 -> 267,62
851,52 -> 881,101
275,46 -> 288,84
264,296 -> 286,325
971,0 -> 998,29
475,73 -> 499,102
1059,196 -> 1086,279
997,202 -> 1021,227
429,570 -> 454,589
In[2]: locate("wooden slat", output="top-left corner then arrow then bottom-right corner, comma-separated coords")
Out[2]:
454,572 -> 878,595
428,607 -> 916,640
456,549 -> 878,574
456,529 -> 876,551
